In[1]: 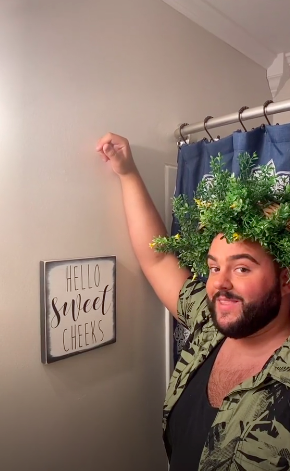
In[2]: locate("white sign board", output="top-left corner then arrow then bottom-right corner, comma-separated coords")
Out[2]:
40,256 -> 116,363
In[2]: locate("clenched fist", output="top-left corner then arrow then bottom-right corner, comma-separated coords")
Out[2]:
96,133 -> 137,176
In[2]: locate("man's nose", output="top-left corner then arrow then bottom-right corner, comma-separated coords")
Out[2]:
213,271 -> 233,291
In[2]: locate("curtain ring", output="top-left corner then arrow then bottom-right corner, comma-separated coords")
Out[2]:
204,116 -> 214,141
178,123 -> 189,146
263,100 -> 273,125
238,106 -> 249,132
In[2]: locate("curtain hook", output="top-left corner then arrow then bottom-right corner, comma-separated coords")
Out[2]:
178,123 -> 189,147
238,106 -> 249,132
204,115 -> 214,141
263,100 -> 273,125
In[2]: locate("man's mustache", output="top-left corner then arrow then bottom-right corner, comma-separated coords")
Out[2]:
212,290 -> 244,303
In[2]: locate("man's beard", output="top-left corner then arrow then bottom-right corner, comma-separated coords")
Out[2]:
206,280 -> 281,339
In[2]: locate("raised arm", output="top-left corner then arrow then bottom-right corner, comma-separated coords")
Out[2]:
96,133 -> 190,317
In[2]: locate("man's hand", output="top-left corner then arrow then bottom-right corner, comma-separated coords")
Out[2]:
96,132 -> 137,176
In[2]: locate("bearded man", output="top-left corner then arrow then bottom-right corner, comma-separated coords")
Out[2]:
97,133 -> 290,471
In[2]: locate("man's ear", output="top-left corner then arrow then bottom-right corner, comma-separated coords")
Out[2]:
280,268 -> 290,296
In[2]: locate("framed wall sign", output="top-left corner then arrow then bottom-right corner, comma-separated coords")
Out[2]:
40,256 -> 116,363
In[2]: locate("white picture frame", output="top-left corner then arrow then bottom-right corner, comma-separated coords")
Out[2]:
40,256 -> 116,363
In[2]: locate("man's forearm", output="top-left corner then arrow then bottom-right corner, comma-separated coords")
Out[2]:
120,170 -> 168,271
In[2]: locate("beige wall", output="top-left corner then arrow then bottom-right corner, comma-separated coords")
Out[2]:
0,0 -> 270,470
274,78 -> 290,124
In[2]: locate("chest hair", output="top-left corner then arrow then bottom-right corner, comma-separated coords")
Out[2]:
207,349 -> 266,408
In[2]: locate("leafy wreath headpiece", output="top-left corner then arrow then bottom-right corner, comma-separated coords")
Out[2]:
151,152 -> 290,276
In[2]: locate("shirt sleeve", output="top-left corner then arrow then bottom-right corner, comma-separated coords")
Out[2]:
177,277 -> 208,331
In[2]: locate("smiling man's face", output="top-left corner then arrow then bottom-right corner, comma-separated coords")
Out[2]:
206,234 -> 282,339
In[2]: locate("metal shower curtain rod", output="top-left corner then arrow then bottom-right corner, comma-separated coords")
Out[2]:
174,99 -> 290,142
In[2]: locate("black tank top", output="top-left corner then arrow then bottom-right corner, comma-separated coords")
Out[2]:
165,340 -> 225,470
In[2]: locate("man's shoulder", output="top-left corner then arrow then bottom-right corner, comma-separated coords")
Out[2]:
179,277 -> 207,301
178,277 -> 209,332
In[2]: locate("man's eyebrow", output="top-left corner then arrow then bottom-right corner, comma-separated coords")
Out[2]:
207,254 -> 217,262
228,254 -> 260,265
207,253 -> 260,265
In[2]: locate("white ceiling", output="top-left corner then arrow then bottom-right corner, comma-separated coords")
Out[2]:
162,0 -> 290,69
206,0 -> 290,55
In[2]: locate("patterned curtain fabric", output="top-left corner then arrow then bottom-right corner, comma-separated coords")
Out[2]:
171,123 -> 290,364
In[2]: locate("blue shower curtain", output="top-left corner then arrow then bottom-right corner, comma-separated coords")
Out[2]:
172,123 -> 290,364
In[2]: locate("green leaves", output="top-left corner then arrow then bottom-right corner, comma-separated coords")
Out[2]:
152,152 -> 290,274
239,151 -> 258,179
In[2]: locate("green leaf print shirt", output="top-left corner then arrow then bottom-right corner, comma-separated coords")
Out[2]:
163,278 -> 290,471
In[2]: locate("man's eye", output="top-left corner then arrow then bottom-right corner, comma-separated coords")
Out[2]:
236,267 -> 250,273
209,267 -> 219,273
